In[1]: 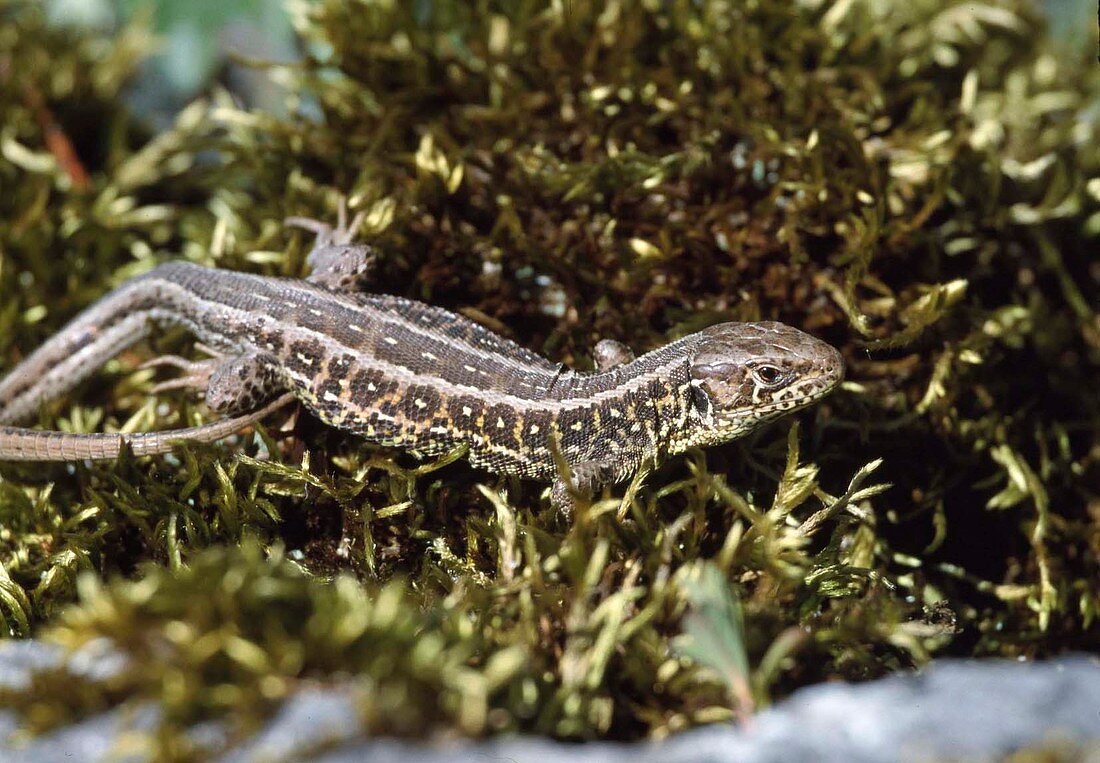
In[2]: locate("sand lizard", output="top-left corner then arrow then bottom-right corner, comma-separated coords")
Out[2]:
0,205 -> 844,509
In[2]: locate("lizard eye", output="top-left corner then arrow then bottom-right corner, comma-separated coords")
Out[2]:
752,365 -> 786,387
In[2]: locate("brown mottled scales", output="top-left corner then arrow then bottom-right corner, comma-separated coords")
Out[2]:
0,205 -> 844,510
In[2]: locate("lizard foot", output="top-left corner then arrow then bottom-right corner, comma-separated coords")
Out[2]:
145,350 -> 284,416
285,197 -> 376,292
550,460 -> 612,518
142,354 -> 220,395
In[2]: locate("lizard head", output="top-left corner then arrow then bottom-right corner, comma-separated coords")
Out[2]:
678,322 -> 844,448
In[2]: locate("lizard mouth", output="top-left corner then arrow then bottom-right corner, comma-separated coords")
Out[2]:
706,367 -> 844,436
670,356 -> 845,455
754,368 -> 843,414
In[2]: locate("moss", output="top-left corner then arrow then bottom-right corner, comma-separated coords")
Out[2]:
5,541 -> 531,744
0,0 -> 1097,751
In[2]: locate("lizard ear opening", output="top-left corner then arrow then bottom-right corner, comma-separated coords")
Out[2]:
690,380 -> 712,421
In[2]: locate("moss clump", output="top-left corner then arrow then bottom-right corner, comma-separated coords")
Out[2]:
5,541 -> 531,749
0,0 -> 1098,750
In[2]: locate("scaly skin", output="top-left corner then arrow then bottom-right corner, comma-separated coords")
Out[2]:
0,210 -> 844,507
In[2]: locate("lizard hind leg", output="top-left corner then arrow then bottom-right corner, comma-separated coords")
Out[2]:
551,460 -> 615,517
285,197 -> 376,293
144,351 -> 285,416
203,353 -> 285,415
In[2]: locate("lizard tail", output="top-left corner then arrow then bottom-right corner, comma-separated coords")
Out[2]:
0,394 -> 294,462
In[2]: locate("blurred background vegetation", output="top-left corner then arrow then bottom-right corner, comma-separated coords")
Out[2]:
0,0 -> 1097,756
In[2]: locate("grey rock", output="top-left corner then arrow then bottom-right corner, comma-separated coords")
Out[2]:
0,640 -> 65,692
0,640 -> 1096,763
222,686 -> 361,763
1,705 -> 158,763
0,638 -> 128,692
278,655 -> 1100,763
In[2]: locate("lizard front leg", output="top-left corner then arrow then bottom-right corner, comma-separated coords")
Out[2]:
285,198 -> 377,293
593,339 -> 635,371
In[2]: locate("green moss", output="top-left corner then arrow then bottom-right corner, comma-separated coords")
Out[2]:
0,0 -> 1097,750
5,541 -> 531,744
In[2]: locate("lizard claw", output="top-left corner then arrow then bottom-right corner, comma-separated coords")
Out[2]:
140,354 -> 195,373
149,375 -> 210,395
143,354 -> 221,396
285,196 -> 364,248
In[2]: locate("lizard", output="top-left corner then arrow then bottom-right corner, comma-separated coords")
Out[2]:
0,202 -> 845,510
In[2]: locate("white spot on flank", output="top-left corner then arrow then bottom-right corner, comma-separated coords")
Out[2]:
496,417 -> 506,428
430,426 -> 450,435
462,406 -> 473,416
415,398 -> 427,409
609,408 -> 622,418
308,308 -> 323,317
348,324 -> 364,333
367,382 -> 377,392
296,353 -> 313,366
383,336 -> 398,345
529,424 -> 540,434
571,422 -> 583,431
374,412 -> 395,423
323,391 -> 341,403
631,423 -> 641,433
464,365 -> 478,373
252,293 -> 270,301
422,351 -> 437,361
